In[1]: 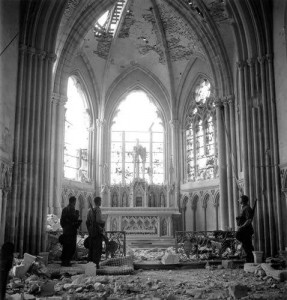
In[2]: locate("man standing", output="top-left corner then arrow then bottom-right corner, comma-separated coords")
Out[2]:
236,195 -> 254,263
86,196 -> 106,269
60,196 -> 81,266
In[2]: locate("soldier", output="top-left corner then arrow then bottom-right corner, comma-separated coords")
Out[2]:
236,195 -> 254,263
60,196 -> 82,266
86,197 -> 107,269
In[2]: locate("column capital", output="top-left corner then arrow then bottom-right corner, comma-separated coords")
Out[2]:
247,57 -> 256,67
227,18 -> 236,26
169,119 -> 180,129
191,197 -> 198,210
36,49 -> 47,60
226,94 -> 235,104
236,60 -> 246,69
214,97 -> 223,107
266,53 -> 273,63
27,47 -> 36,56
51,93 -> 67,106
47,52 -> 57,63
0,159 -> 13,190
222,97 -> 229,107
19,44 -> 27,54
96,119 -> 106,128
257,56 -> 266,65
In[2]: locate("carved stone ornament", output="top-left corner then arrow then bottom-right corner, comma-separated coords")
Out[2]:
0,160 -> 13,190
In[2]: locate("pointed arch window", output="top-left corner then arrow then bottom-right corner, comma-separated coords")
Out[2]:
185,78 -> 217,182
110,90 -> 164,185
64,76 -> 92,182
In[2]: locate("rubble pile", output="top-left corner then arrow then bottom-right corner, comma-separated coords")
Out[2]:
5,250 -> 287,299
5,264 -> 287,299
130,248 -> 167,262
46,215 -> 62,232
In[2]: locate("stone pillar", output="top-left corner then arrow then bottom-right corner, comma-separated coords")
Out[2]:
10,45 -> 27,245
0,161 -> 13,246
227,95 -> 239,223
41,53 -> 57,253
96,119 -> 106,189
215,98 -> 228,230
222,97 -> 234,229
258,55 -> 274,256
50,93 -> 67,216
267,53 -> 284,250
169,120 -> 180,208
237,61 -> 249,195
191,198 -> 197,231
244,61 -> 254,201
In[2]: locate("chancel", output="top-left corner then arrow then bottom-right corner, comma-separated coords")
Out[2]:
1,0 -> 287,262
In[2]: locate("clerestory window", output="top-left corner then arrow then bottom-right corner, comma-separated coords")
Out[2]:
185,78 -> 218,182
110,91 -> 164,185
64,76 -> 91,182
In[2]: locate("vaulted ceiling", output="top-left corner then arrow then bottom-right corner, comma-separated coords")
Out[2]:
52,0 -> 238,111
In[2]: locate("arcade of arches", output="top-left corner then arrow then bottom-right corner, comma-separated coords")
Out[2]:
1,0 -> 287,259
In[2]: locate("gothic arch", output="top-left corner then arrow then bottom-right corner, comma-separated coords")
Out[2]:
53,0 -> 116,96
70,65 -> 98,123
164,0 -> 233,97
105,66 -> 171,125
180,73 -> 215,125
202,192 -> 210,208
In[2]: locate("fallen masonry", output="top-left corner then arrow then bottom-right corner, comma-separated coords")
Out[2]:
4,248 -> 287,300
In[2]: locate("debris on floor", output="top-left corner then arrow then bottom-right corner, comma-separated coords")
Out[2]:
5,250 -> 287,300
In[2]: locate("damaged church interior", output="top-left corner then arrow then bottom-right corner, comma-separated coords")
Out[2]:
1,0 -> 287,299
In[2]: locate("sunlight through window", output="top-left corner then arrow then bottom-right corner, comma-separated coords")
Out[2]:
64,77 -> 90,182
111,91 -> 164,185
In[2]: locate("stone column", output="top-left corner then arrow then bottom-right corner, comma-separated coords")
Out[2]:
258,55 -> 274,256
30,50 -> 46,254
50,93 -> 67,216
18,47 -> 35,254
96,119 -> 106,189
215,98 -> 228,230
227,95 -> 239,222
0,161 -> 12,246
169,120 -> 180,208
203,200 -> 207,231
10,45 -> 27,245
237,61 -> 249,195
222,97 -> 234,229
191,199 -> 197,231
267,54 -> 284,250
41,53 -> 57,253
0,190 -> 9,246
244,61 -> 254,201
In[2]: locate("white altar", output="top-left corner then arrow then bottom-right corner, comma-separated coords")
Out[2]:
100,142 -> 180,243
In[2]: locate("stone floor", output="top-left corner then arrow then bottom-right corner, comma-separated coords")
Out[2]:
6,265 -> 287,299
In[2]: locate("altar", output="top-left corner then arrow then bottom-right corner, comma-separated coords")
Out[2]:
101,179 -> 180,243
100,141 -> 180,244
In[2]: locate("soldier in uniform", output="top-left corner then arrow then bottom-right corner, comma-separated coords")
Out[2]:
236,195 -> 254,263
60,196 -> 81,266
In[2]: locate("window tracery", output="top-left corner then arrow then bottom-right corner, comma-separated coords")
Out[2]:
185,78 -> 218,182
64,76 -> 91,182
110,91 -> 164,185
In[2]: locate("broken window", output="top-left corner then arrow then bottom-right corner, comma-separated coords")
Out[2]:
64,76 -> 91,182
185,78 -> 217,182
111,90 -> 164,185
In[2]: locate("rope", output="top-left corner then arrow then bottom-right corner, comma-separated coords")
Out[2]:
0,33 -> 19,57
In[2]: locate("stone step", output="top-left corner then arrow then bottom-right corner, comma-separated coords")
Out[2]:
127,238 -> 176,249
